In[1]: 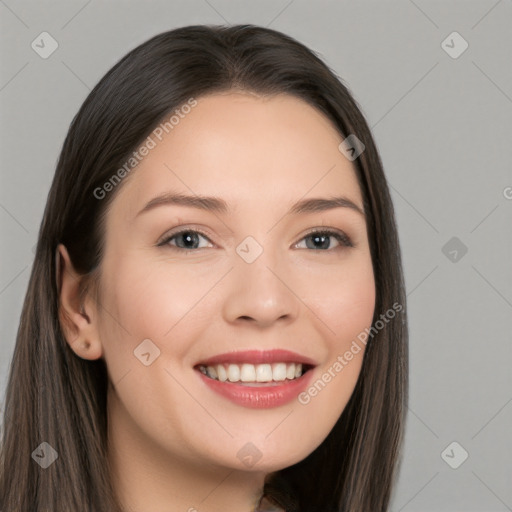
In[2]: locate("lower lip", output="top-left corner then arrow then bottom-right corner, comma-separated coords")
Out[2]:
196,369 -> 315,409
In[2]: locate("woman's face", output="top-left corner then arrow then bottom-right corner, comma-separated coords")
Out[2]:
76,92 -> 375,475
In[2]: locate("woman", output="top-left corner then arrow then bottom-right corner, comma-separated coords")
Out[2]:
0,24 -> 408,511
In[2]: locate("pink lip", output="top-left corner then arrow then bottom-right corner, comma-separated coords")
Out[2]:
195,349 -> 317,367
196,368 -> 315,409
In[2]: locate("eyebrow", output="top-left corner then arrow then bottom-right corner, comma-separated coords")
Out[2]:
136,191 -> 365,218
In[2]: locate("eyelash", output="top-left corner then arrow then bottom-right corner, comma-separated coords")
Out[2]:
157,227 -> 354,252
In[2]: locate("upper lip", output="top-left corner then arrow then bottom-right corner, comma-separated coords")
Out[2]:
195,349 -> 317,367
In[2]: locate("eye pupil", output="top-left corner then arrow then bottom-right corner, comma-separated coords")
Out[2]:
179,231 -> 199,248
307,234 -> 330,250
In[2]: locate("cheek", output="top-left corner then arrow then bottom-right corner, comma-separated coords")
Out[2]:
307,253 -> 376,344
97,254 -> 218,364
99,249 -> 375,365
291,255 -> 374,441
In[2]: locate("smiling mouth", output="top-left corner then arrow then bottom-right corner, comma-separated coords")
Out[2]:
195,362 -> 314,386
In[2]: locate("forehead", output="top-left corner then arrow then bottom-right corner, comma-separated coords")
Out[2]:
112,92 -> 363,219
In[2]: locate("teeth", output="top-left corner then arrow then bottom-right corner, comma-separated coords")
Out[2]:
272,362 -> 287,381
240,364 -> 256,382
216,365 -> 227,382
227,364 -> 240,382
201,362 -> 304,383
206,366 -> 217,379
256,364 -> 272,382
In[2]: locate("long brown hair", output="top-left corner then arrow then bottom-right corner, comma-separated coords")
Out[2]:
0,24 -> 408,511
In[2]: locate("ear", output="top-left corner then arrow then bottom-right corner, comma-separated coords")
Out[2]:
56,243 -> 103,360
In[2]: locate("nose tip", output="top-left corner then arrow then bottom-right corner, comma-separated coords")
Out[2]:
221,260 -> 300,327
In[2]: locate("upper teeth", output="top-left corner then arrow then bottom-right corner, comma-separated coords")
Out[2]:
198,362 -> 303,383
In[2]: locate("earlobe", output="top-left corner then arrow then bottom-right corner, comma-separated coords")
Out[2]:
56,243 -> 103,360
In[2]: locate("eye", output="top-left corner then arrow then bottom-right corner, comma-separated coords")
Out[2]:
158,229 -> 214,251
157,227 -> 353,252
295,229 -> 353,251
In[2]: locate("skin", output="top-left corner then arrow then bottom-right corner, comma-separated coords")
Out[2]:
58,91 -> 376,512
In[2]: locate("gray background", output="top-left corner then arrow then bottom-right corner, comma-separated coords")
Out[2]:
1,1 -> 511,510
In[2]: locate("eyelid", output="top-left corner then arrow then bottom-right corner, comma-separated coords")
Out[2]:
295,226 -> 355,253
296,227 -> 354,248
157,226 -> 214,247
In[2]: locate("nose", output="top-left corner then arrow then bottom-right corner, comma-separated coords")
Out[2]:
221,249 -> 301,328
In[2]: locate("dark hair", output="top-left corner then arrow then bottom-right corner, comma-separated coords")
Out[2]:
0,24 -> 408,511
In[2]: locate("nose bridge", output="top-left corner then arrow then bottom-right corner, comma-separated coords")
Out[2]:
221,234 -> 300,325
